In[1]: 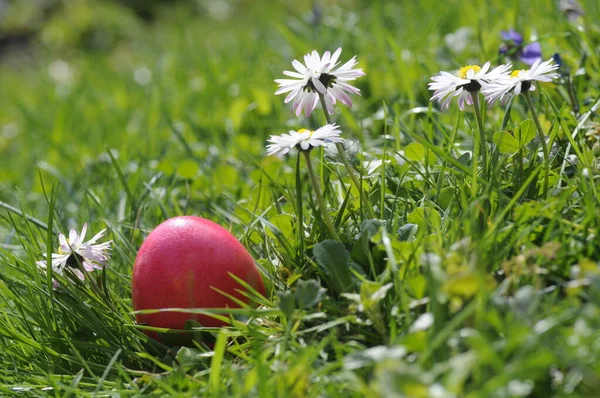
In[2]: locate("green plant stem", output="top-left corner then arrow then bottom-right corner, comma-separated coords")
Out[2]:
471,93 -> 488,182
318,93 -> 377,220
523,90 -> 549,198
303,150 -> 340,241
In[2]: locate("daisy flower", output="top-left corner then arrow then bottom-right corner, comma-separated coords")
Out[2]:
274,48 -> 364,117
429,62 -> 512,110
266,124 -> 344,157
482,58 -> 559,105
36,223 -> 112,282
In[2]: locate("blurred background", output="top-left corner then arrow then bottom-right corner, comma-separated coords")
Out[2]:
0,0 -> 372,67
1,0 -> 598,230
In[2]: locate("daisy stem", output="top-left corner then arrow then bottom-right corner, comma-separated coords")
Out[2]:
303,150 -> 340,241
318,93 -> 377,220
471,93 -> 488,181
523,90 -> 549,198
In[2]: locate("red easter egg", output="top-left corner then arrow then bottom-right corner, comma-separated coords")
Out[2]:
132,216 -> 265,341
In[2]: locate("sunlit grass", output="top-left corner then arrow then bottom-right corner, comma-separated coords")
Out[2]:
1,0 -> 600,395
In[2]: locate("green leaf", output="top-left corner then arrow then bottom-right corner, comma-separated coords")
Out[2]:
407,207 -> 441,232
397,223 -> 418,241
438,186 -> 455,209
267,214 -> 295,244
517,119 -> 536,147
406,274 -> 428,299
295,279 -> 326,309
314,240 -> 354,294
351,219 -> 383,269
493,131 -> 519,154
277,291 -> 295,319
405,142 -> 436,163
176,346 -> 211,370
494,120 -> 536,155
176,159 -> 200,179
457,152 -> 471,166
442,274 -> 496,298
405,142 -> 426,162
442,274 -> 480,297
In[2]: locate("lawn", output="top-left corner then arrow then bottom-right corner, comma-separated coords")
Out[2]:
1,0 -> 600,396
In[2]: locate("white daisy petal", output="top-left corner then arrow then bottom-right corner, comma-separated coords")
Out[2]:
58,233 -> 68,251
275,48 -> 363,116
274,80 -> 303,95
300,141 -> 311,150
515,83 -> 522,96
283,89 -> 298,104
88,229 -> 106,244
265,124 -> 344,157
77,223 -> 88,246
36,223 -> 112,286
68,228 -> 77,244
324,93 -> 334,114
482,58 -> 558,104
329,47 -> 343,68
282,70 -> 306,79
82,261 -> 95,272
292,59 -> 307,74
429,62 -> 512,110
330,85 -> 353,107
302,92 -> 315,116
480,61 -> 491,74
336,81 -> 361,96
74,269 -> 85,281
321,50 -> 331,68
312,77 -> 328,94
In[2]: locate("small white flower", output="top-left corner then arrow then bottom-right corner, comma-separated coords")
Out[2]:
48,60 -> 73,83
133,67 -> 152,86
482,58 -> 559,104
409,312 -> 434,332
266,124 -> 344,157
36,223 -> 112,282
275,48 -> 364,117
429,62 -> 512,110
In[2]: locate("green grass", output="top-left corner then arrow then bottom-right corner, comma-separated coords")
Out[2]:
2,0 -> 600,396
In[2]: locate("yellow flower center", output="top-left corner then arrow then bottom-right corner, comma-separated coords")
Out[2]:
511,70 -> 524,78
298,128 -> 314,137
458,65 -> 481,79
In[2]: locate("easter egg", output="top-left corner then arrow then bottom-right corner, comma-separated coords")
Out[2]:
132,216 -> 265,341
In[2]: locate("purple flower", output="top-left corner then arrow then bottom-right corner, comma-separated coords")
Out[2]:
520,42 -> 542,65
501,30 -> 523,45
499,30 -> 542,66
